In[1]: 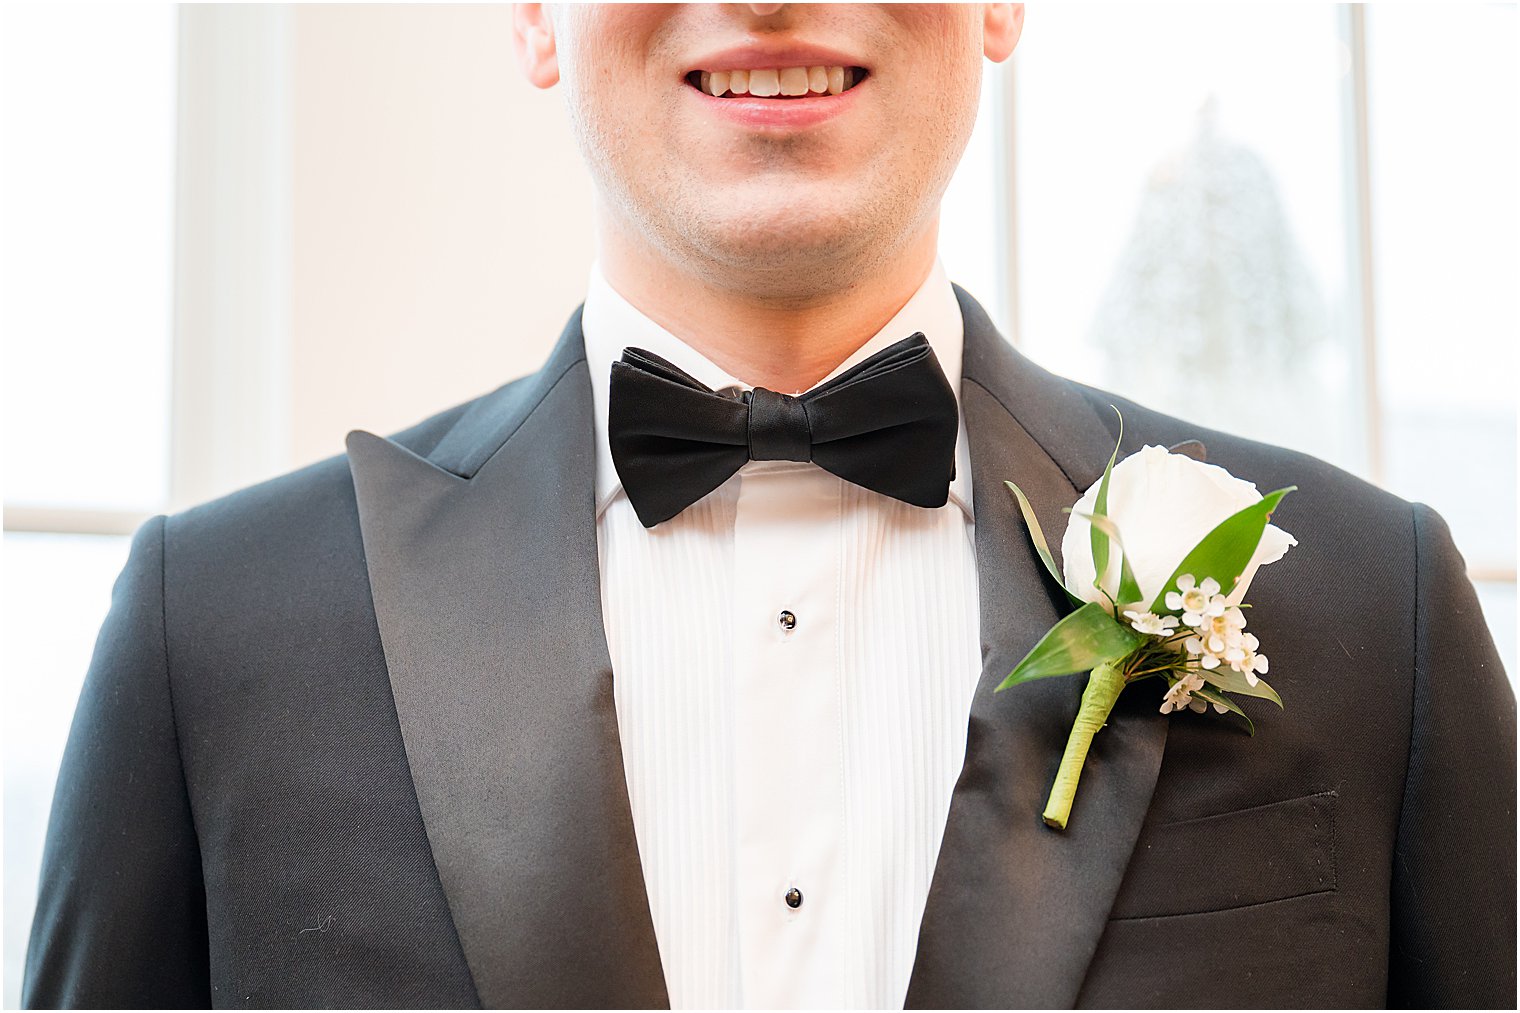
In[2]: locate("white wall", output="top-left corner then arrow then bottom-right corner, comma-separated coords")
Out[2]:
177,4 -> 597,506
289,5 -> 596,468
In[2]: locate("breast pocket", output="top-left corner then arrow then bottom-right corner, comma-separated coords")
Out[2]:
1110,789 -> 1338,920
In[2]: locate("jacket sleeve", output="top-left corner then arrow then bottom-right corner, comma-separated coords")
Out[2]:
1386,503 -> 1516,1008
21,515 -> 211,1009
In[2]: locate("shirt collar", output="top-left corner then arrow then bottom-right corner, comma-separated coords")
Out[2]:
581,256 -> 974,523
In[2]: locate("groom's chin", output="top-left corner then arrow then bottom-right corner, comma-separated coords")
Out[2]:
671,186 -> 891,274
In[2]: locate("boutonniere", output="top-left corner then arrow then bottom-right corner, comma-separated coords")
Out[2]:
999,413 -> 1297,830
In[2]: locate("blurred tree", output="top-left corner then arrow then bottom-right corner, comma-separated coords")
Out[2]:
1087,95 -> 1329,400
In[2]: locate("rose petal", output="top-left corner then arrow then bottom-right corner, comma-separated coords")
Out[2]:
1061,444 -> 1297,609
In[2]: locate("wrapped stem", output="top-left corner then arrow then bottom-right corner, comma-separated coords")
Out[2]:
1042,659 -> 1127,830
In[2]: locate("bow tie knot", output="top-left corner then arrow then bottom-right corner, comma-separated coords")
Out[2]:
609,332 -> 958,528
745,387 -> 813,463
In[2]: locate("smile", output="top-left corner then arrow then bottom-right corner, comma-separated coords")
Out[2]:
683,66 -> 869,99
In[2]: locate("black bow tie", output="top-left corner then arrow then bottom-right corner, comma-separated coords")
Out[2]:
607,332 -> 959,528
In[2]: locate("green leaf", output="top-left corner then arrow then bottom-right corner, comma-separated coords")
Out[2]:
1199,666 -> 1283,707
996,602 -> 1144,691
1117,557 -> 1143,605
1004,481 -> 1081,607
1188,683 -> 1256,735
1089,408 -> 1124,599
1148,486 -> 1297,614
1070,510 -> 1144,605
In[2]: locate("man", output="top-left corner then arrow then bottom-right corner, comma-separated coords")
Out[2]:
22,3 -> 1515,1009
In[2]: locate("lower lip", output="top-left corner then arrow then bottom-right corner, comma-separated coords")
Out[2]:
682,77 -> 864,130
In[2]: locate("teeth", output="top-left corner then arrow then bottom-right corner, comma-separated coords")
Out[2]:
778,66 -> 809,96
693,65 -> 861,98
748,68 -> 780,97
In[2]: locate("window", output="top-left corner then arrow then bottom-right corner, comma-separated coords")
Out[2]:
1365,3 -> 1516,660
943,3 -> 1515,677
1,5 -> 176,1004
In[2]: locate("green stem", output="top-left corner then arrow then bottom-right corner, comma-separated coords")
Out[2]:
1042,659 -> 1128,830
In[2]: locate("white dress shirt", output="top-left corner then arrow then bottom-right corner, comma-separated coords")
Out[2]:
582,257 -> 982,1009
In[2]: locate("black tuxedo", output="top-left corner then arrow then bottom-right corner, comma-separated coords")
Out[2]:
22,287 -> 1516,1008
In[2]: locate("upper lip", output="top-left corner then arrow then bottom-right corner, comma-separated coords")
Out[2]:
683,40 -> 867,75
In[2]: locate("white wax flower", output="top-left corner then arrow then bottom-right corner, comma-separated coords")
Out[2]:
1061,444 -> 1297,613
1123,610 -> 1180,637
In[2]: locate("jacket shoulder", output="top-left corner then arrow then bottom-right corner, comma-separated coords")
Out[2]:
1072,380 -> 1415,532
161,377 -> 531,546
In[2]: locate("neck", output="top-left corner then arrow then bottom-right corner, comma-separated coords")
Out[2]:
595,219 -> 941,394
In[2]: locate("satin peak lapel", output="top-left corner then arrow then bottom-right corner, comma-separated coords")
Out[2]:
346,308 -> 669,1009
904,286 -> 1169,1008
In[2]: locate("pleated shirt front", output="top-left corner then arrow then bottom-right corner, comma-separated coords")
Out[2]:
581,257 -> 982,1009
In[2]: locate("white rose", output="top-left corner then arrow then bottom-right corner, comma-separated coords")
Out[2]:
1060,444 -> 1297,613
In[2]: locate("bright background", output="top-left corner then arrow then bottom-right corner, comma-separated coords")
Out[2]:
2,4 -> 1515,1004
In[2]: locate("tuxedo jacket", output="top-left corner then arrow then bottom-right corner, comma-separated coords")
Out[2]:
23,286 -> 1516,1009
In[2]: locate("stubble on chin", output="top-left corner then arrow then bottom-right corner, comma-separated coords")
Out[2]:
598,135 -> 945,307
566,16 -> 980,305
